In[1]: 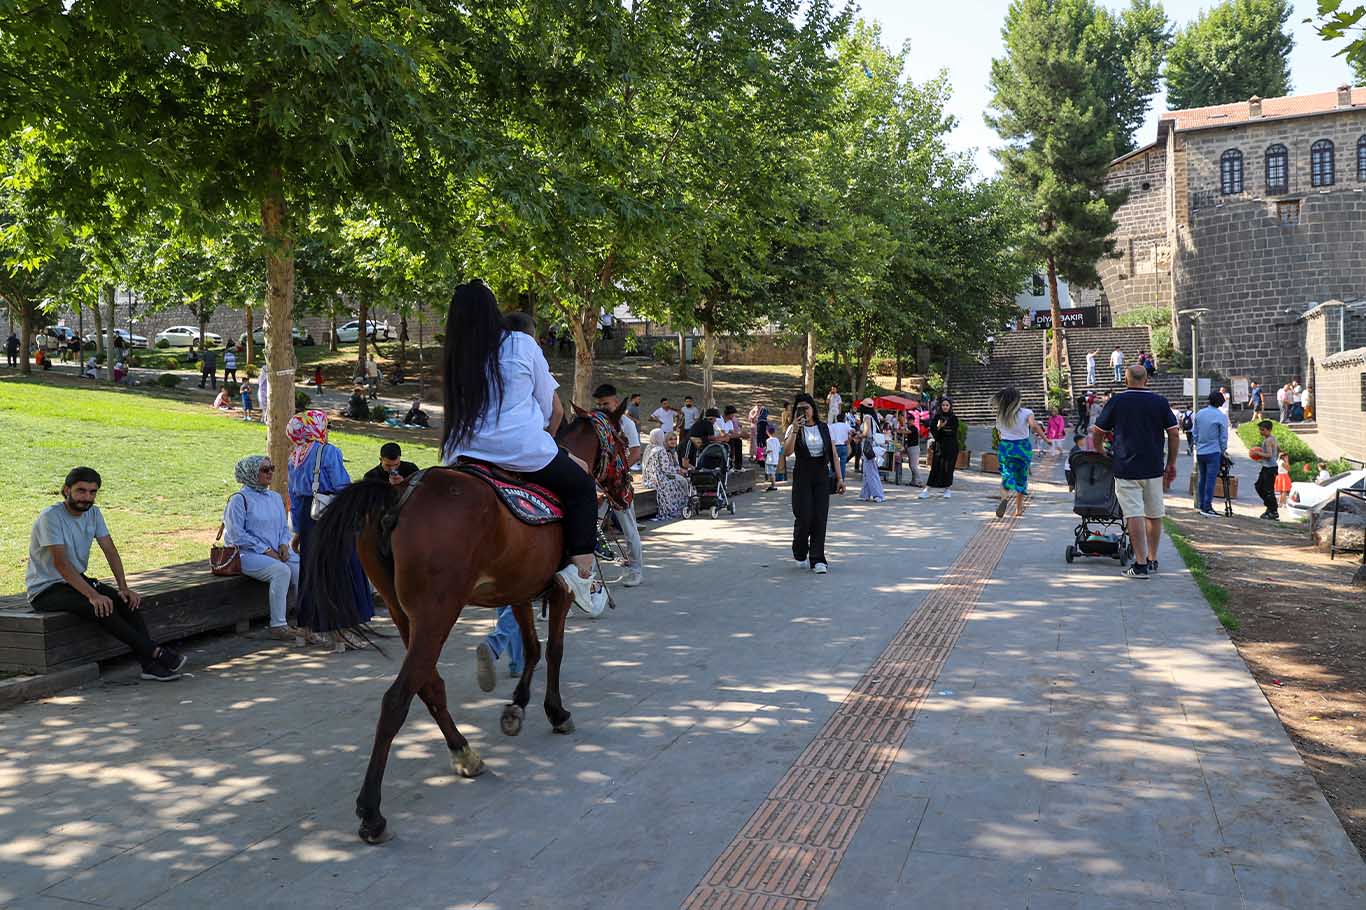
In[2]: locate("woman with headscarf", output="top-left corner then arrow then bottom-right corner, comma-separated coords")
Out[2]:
224,455 -> 307,642
920,398 -> 960,499
286,410 -> 374,648
642,428 -> 691,520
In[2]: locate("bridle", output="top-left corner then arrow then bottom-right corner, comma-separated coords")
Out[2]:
585,410 -> 634,511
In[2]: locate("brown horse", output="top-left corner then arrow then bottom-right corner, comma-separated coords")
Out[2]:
303,402 -> 631,844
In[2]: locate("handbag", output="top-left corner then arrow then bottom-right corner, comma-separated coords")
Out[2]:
210,493 -> 245,576
310,444 -> 334,520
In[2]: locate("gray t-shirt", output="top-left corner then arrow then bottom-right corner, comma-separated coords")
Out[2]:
26,503 -> 109,603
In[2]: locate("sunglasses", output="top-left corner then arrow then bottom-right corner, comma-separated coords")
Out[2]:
259,465 -> 275,473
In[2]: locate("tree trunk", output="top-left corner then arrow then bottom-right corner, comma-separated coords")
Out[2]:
18,299 -> 33,374
103,284 -> 116,381
803,330 -> 817,394
92,298 -> 104,358
356,295 -> 369,379
569,305 -> 597,406
416,300 -> 425,399
894,339 -> 903,391
398,312 -> 408,368
676,330 -> 688,380
1046,255 -> 1064,376
198,310 -> 209,351
701,323 -> 717,408
261,185 -> 297,498
328,305 -> 338,353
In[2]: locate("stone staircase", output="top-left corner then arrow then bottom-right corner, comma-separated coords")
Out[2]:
1062,326 -> 1185,404
946,333 -> 1047,425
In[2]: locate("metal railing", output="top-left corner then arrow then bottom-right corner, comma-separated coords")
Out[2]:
1329,487 -> 1366,564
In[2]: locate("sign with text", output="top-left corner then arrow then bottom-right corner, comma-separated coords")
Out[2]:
1031,307 -> 1099,329
1231,376 -> 1250,405
1182,377 -> 1212,398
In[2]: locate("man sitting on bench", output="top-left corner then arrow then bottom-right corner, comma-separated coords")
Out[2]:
26,467 -> 187,681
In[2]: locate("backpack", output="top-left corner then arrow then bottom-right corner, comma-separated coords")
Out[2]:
1180,413 -> 1193,432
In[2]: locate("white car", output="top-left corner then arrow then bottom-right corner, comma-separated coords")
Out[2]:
238,326 -> 311,347
83,328 -> 148,348
335,319 -> 392,343
1284,469 -> 1366,520
155,325 -> 223,347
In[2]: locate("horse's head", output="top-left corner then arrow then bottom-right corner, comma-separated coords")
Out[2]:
559,400 -> 633,509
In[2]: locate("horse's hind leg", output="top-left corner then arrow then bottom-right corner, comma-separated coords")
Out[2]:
356,606 -> 459,845
419,671 -> 484,778
543,587 -> 574,734
501,601 -> 542,736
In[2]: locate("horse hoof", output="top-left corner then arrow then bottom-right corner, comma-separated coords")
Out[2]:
552,717 -> 576,735
501,704 -> 524,737
358,817 -> 392,845
452,744 -> 486,778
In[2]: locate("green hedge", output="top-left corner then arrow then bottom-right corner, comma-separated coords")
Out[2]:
1235,420 -> 1350,480
1114,305 -> 1174,361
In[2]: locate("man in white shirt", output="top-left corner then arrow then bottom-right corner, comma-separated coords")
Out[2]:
827,411 -> 853,477
364,355 -> 381,399
679,396 -> 700,436
1109,347 -> 1124,383
594,384 -> 643,587
650,398 -> 677,434
1086,349 -> 1099,387
826,386 -> 843,424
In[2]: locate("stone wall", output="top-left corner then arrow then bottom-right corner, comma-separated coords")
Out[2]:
1304,302 -> 1366,460
1098,145 -> 1171,320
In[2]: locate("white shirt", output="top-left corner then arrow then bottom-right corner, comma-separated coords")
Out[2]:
442,331 -> 560,472
827,421 -> 851,446
1109,350 -> 1123,367
620,414 -> 640,449
800,425 -> 824,457
680,405 -> 699,429
765,437 -> 782,466
1086,352 -> 1097,368
716,418 -> 736,436
827,393 -> 842,415
651,407 -> 676,433
996,407 -> 1034,441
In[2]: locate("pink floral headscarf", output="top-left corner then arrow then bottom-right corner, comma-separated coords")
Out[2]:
287,409 -> 330,467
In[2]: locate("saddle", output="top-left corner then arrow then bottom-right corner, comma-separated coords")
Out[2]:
454,461 -> 564,525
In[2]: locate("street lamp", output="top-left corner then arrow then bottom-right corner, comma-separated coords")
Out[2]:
1177,307 -> 1209,416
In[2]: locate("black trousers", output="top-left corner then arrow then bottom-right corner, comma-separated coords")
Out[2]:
524,448 -> 598,558
1255,466 -> 1279,515
32,578 -> 160,669
728,438 -> 743,468
791,465 -> 831,566
200,367 -> 217,389
224,367 -> 237,382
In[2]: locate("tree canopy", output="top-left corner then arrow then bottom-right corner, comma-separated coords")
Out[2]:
1164,0 -> 1293,110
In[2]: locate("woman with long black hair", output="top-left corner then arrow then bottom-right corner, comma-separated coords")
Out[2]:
921,397 -> 960,499
440,281 -> 605,615
783,393 -> 844,574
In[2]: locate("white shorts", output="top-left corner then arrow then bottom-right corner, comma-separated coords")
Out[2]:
1115,476 -> 1165,519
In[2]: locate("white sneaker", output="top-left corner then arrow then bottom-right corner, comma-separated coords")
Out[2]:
622,571 -> 642,588
558,566 -> 607,617
918,490 -> 929,500
795,559 -> 809,569
813,563 -> 829,574
943,490 -> 952,499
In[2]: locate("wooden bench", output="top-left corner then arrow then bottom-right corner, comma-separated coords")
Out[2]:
0,563 -> 269,674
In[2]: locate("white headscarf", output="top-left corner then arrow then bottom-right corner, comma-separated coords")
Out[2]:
648,428 -> 666,448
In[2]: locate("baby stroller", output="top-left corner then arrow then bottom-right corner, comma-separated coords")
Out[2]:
1064,450 -> 1134,566
686,442 -> 735,519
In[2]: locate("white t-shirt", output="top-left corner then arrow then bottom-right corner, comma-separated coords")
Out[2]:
651,407 -> 676,433
442,331 -> 560,472
680,405 -> 699,429
716,418 -> 736,436
800,425 -> 825,457
765,437 -> 782,466
27,504 -> 110,603
827,393 -> 842,416
827,421 -> 851,446
996,407 -> 1034,441
1110,349 -> 1123,367
1086,352 -> 1097,369
620,414 -> 640,449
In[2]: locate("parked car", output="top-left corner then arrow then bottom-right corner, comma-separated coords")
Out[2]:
334,319 -> 392,343
1284,469 -> 1366,520
154,325 -> 223,347
43,326 -> 81,344
82,328 -> 148,348
238,326 -> 313,347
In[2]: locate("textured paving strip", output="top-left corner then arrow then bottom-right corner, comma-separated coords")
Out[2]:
682,516 -> 1016,910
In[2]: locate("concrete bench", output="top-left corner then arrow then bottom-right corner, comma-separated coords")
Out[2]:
0,563 -> 268,674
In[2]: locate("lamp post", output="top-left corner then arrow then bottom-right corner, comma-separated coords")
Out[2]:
1177,308 -> 1209,416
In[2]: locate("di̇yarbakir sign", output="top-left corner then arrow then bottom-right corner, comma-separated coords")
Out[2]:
1032,307 -> 1099,329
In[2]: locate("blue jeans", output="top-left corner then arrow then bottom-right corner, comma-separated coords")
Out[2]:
483,606 -> 524,674
1196,452 -> 1221,512
835,444 -> 849,478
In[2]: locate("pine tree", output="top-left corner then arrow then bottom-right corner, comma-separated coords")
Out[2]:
1165,0 -> 1293,110
987,0 -> 1126,374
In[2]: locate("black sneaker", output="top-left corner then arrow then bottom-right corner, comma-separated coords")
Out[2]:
157,648 -> 187,673
1123,563 -> 1150,580
140,663 -> 182,682
1148,560 -> 1158,575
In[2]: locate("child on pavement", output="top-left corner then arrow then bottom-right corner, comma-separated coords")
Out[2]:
763,426 -> 781,491
1253,420 -> 1280,521
1045,407 -> 1067,454
1275,451 -> 1292,510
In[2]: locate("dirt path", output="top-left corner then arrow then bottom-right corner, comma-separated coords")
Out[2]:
1168,511 -> 1366,858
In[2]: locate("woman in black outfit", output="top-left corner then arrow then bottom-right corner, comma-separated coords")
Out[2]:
921,397 -> 960,499
783,394 -> 844,573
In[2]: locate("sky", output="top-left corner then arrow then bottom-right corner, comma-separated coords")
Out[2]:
855,0 -> 1360,177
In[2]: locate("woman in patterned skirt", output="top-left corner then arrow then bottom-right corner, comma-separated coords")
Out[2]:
642,429 -> 690,520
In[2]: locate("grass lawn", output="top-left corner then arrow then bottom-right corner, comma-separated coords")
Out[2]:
0,376 -> 439,596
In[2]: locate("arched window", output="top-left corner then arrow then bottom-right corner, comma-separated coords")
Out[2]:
1357,135 -> 1366,180
1219,149 -> 1244,194
1266,144 -> 1289,193
1311,139 -> 1335,187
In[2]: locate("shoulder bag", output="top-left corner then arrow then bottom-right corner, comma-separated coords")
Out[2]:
210,493 -> 246,576
310,444 -> 335,520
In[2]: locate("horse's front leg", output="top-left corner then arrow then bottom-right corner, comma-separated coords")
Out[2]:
543,587 -> 574,734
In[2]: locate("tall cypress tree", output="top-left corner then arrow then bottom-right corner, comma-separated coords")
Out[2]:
987,0 -> 1126,374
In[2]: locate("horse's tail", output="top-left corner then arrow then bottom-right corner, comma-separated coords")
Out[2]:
302,479 -> 395,637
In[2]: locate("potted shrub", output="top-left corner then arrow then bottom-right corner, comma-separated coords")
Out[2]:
955,419 -> 971,469
981,428 -> 1001,473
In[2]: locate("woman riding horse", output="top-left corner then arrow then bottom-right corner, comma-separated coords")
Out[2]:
304,280 -> 628,845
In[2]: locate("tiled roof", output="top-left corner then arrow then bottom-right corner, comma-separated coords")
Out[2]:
1159,87 -> 1366,133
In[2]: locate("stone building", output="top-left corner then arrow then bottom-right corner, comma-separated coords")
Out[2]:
1094,85 -> 1366,457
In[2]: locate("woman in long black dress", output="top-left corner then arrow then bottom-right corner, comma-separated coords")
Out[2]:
921,398 -> 960,499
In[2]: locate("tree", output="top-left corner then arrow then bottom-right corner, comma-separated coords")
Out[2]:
1088,0 -> 1171,153
1165,0 -> 1292,110
988,0 -> 1126,375
1310,2 -> 1366,84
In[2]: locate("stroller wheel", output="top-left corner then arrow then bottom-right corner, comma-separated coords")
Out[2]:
1118,548 -> 1130,567
727,502 -> 736,515
684,503 -> 696,519
710,506 -> 720,520
1064,545 -> 1075,564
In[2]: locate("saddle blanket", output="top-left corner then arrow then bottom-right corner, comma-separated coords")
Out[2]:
458,463 -> 564,526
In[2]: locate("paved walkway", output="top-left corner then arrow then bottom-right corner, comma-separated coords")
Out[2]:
1,456 -> 1363,910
